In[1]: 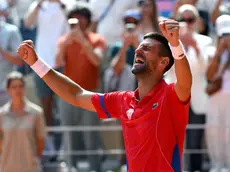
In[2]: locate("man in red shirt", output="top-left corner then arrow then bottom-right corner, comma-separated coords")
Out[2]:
17,19 -> 192,172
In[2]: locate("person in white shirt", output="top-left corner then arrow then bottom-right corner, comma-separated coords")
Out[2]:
88,0 -> 139,47
165,4 -> 212,172
206,14 -> 230,172
24,0 -> 69,127
24,0 -> 69,158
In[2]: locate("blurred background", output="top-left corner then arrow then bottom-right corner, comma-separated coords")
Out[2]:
0,0 -> 230,171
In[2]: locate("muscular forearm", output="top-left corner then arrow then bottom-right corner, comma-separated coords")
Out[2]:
81,40 -> 102,67
24,6 -> 39,28
43,69 -> 83,106
0,50 -> 23,66
175,56 -> 192,90
111,45 -> 128,75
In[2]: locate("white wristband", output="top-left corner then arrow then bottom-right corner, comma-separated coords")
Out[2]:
31,58 -> 51,78
169,40 -> 186,60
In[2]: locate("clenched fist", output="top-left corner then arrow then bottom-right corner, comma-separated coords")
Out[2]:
17,40 -> 38,66
159,20 -> 180,47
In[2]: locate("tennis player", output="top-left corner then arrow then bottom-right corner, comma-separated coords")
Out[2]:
17,19 -> 192,172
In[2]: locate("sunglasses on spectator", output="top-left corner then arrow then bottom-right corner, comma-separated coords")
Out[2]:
178,17 -> 196,24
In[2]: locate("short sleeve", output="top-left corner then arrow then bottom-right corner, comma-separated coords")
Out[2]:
9,26 -> 22,53
35,112 -> 47,139
91,91 -> 126,119
167,84 -> 190,137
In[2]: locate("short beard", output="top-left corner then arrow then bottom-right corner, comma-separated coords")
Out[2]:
131,63 -> 147,74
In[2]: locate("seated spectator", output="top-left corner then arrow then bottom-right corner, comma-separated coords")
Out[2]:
55,2 -> 105,171
0,4 -> 23,106
0,71 -> 47,172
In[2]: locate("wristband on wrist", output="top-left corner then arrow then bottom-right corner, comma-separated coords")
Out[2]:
169,40 -> 186,60
31,58 -> 51,78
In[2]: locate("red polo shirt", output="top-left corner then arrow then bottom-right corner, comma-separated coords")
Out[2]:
92,80 -> 190,172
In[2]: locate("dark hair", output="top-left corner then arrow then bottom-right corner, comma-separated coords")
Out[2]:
67,2 -> 92,26
143,32 -> 174,72
6,71 -> 25,88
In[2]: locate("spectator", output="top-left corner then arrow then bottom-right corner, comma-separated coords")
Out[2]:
0,71 -> 47,172
165,4 -> 212,172
206,14 -> 230,172
24,0 -> 69,127
0,4 -> 23,106
89,0 -> 140,47
55,2 -> 105,171
137,0 -> 160,35
172,0 -> 222,36
104,9 -> 141,93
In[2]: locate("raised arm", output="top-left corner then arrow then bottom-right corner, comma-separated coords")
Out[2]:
159,20 -> 192,102
24,0 -> 43,28
17,40 -> 96,112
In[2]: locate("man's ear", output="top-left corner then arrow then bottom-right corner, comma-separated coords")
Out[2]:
159,57 -> 170,68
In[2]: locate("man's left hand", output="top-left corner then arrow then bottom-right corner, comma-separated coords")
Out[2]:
159,20 -> 180,47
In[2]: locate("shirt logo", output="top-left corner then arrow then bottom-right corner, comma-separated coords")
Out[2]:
126,109 -> 134,120
152,103 -> 158,109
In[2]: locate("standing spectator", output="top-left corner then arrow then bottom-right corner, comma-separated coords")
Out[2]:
0,71 -> 47,172
172,0 -> 222,36
105,9 -> 141,93
88,0 -> 140,47
165,4 -> 212,172
206,14 -> 230,172
137,0 -> 160,35
55,2 -> 105,171
24,0 -> 69,127
0,4 -> 23,106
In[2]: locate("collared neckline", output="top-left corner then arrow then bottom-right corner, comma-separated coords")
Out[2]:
133,80 -> 167,104
5,98 -> 31,114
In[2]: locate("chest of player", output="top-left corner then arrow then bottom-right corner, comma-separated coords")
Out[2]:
120,95 -> 165,140
120,92 -> 176,153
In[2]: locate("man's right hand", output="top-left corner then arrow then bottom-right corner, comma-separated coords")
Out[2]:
17,40 -> 38,66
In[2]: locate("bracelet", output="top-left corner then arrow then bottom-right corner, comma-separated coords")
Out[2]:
169,40 -> 186,60
31,58 -> 51,78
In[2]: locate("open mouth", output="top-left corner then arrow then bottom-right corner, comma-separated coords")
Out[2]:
134,53 -> 145,64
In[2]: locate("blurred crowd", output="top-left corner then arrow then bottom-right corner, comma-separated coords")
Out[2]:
0,0 -> 230,172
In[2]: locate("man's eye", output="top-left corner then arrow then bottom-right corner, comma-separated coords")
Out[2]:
143,46 -> 150,51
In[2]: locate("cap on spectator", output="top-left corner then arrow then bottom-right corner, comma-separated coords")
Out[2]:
216,15 -> 230,36
123,9 -> 142,24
